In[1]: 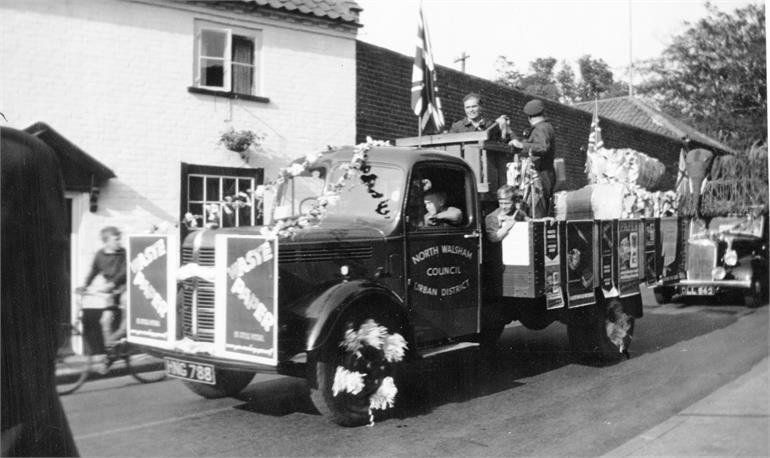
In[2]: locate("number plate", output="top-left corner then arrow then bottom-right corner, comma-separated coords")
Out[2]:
165,358 -> 216,385
683,286 -> 714,296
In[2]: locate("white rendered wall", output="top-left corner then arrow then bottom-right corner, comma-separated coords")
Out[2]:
1,0 -> 357,282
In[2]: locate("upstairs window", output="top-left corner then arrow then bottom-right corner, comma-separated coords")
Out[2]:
194,21 -> 261,96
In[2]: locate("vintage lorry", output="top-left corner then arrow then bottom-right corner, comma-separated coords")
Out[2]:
126,133 -> 651,426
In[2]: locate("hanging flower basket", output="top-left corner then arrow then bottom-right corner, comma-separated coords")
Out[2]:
220,128 -> 262,154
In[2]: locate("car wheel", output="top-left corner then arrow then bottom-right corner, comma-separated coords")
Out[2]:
309,317 -> 407,427
743,277 -> 767,308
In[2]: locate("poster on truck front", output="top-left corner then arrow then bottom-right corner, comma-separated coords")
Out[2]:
215,234 -> 278,366
126,234 -> 178,349
563,221 -> 595,308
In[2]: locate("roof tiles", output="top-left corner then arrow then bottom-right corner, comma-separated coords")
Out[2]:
575,96 -> 734,154
226,0 -> 362,24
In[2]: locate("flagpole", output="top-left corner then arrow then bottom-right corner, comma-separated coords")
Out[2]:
418,118 -> 422,148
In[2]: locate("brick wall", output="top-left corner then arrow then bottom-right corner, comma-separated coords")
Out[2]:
357,41 -> 684,191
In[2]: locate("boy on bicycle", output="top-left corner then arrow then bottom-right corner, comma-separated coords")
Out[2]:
79,226 -> 127,352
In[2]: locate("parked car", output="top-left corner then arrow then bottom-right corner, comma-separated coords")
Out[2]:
655,215 -> 768,307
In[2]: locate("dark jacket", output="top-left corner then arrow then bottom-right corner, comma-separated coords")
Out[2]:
520,119 -> 555,173
84,248 -> 127,288
449,117 -> 495,133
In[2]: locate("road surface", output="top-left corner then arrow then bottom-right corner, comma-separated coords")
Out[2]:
61,294 -> 768,457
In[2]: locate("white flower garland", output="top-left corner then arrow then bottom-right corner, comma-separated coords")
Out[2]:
183,137 -> 390,234
333,319 -> 408,426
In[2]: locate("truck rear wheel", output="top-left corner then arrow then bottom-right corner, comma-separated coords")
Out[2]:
310,317 -> 407,427
568,299 -> 634,363
182,369 -> 255,399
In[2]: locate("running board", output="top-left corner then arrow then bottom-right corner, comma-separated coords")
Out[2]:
419,342 -> 479,358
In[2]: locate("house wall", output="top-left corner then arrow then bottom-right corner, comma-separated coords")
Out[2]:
1,0 -> 357,282
356,41 -> 684,191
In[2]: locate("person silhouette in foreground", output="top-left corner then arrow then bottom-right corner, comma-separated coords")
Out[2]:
1,126 -> 79,456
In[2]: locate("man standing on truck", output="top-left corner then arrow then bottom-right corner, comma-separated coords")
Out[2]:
483,185 -> 527,297
508,99 -> 556,218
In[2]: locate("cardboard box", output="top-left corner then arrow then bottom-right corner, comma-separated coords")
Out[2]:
502,220 -> 545,298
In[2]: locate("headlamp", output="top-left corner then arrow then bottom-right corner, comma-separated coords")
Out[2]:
724,250 -> 738,266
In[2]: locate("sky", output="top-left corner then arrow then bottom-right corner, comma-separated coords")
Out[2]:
355,0 -> 761,83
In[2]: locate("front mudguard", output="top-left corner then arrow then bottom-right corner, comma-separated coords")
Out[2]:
296,279 -> 411,355
730,255 -> 767,284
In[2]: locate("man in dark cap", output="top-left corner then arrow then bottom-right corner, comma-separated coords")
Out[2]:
508,99 -> 556,218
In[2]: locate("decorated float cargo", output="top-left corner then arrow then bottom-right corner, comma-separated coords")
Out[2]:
125,133 -> 669,427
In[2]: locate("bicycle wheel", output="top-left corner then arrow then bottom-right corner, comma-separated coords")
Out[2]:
126,351 -> 167,384
56,323 -> 92,395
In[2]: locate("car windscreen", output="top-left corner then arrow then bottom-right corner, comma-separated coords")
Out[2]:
320,162 -> 404,222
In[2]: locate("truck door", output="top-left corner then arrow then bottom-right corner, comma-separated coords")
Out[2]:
405,162 -> 481,344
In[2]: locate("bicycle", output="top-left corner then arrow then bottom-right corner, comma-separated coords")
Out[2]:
56,292 -> 167,395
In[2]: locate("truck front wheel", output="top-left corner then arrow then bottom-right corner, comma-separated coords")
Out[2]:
182,369 -> 256,399
568,299 -> 634,363
309,317 -> 407,427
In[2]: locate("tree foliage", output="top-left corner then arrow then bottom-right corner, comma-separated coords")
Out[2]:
495,54 -> 627,103
636,2 -> 766,149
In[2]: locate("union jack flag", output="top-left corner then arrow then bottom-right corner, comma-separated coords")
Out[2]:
411,4 -> 445,132
587,98 -> 603,152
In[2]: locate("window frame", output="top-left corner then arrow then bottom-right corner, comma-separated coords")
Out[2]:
193,20 -> 262,97
406,162 -> 476,232
180,163 -> 264,233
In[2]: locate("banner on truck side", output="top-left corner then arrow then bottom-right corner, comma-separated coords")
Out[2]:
544,219 -> 565,310
643,218 -> 660,285
598,219 -> 619,298
563,221 -> 595,308
618,220 -> 641,298
215,234 -> 278,366
658,217 -> 681,283
126,234 -> 178,349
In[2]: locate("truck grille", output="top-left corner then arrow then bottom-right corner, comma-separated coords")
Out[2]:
279,245 -> 372,263
182,279 -> 215,342
181,246 -> 216,342
686,241 -> 717,280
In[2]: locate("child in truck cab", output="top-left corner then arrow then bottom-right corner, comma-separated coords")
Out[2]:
423,190 -> 463,227
79,226 -> 127,352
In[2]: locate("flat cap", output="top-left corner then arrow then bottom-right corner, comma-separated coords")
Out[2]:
523,99 -> 544,116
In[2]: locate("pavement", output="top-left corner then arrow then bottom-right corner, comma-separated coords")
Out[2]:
605,356 -> 769,457
57,350 -> 769,457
